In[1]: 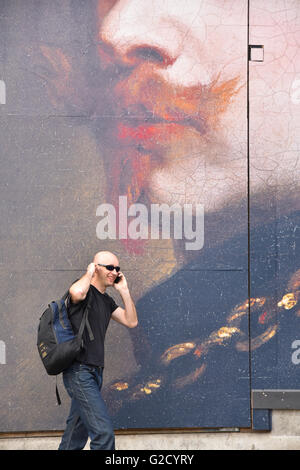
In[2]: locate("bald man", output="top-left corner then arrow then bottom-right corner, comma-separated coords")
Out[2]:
58,251 -> 137,450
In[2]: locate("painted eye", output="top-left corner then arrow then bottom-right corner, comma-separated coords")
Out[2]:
127,46 -> 172,66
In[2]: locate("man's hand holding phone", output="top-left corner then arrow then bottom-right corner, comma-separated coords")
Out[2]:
113,272 -> 128,291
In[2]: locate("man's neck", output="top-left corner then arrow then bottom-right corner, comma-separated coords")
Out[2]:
91,278 -> 106,294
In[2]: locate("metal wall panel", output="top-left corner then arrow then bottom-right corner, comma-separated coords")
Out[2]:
249,1 -> 300,414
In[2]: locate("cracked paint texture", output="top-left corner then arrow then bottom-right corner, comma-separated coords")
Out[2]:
0,0 -> 299,432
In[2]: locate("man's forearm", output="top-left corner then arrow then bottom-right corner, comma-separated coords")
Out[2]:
120,289 -> 138,328
69,265 -> 94,303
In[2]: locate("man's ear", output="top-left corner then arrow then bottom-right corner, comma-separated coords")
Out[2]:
93,264 -> 99,275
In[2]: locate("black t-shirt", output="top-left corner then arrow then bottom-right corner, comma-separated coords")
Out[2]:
68,284 -> 118,367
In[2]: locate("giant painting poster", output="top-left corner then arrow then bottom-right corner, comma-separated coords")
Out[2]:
0,0 -> 299,432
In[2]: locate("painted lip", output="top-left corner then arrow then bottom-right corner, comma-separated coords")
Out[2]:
117,117 -> 206,146
108,72 -> 242,148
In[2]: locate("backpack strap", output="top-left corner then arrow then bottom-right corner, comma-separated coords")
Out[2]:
57,291 -> 69,329
77,289 -> 94,342
56,376 -> 61,406
85,316 -> 94,341
62,286 -> 94,341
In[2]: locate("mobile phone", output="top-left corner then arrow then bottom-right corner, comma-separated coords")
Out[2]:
114,274 -> 121,283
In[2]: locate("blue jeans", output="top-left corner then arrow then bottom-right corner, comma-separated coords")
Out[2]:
58,363 -> 115,450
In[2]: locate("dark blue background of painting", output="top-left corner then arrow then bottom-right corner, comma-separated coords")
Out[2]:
105,211 -> 300,429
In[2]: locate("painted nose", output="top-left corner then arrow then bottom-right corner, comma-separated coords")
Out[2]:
99,0 -> 182,67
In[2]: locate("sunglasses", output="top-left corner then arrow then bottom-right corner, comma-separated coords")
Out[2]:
97,263 -> 120,273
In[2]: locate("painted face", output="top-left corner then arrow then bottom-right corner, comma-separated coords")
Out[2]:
97,0 -> 247,214
95,0 -> 299,220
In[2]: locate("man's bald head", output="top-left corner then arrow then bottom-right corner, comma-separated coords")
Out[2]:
93,251 -> 119,266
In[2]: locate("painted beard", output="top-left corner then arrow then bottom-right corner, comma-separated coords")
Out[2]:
90,58 -> 243,251
38,43 -> 245,253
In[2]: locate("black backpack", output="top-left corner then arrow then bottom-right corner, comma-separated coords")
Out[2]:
37,288 -> 94,401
